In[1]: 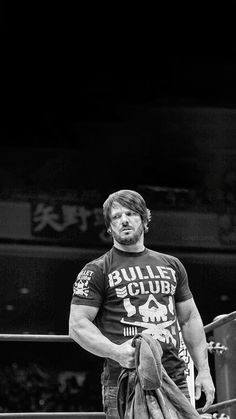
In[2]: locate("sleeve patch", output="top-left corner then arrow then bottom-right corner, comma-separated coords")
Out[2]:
73,269 -> 94,297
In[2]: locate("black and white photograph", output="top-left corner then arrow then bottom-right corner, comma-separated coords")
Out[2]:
0,4 -> 236,418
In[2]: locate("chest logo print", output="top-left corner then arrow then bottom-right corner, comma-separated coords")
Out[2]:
121,294 -> 176,345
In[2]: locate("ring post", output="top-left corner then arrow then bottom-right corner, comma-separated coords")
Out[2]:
213,314 -> 236,418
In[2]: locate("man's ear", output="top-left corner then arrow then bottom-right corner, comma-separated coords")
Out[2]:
144,223 -> 149,233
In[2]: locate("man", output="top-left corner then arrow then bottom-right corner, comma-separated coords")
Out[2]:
69,189 -> 215,418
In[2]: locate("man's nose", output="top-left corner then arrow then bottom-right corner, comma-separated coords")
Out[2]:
121,213 -> 129,224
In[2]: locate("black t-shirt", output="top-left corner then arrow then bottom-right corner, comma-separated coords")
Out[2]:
71,246 -> 193,385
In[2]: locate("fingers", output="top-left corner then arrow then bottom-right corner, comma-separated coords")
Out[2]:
201,388 -> 215,413
195,380 -> 215,413
195,383 -> 202,401
201,399 -> 213,413
118,339 -> 136,369
195,373 -> 215,413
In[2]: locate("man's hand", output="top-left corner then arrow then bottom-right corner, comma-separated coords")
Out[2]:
114,339 -> 136,369
195,369 -> 215,413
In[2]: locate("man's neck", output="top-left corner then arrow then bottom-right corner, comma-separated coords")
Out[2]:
113,239 -> 145,253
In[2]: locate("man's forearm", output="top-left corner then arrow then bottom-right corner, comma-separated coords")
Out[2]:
69,317 -> 120,361
177,299 -> 215,411
181,315 -> 210,372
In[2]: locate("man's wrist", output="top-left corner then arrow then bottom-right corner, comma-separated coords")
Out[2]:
197,367 -> 211,374
108,342 -> 120,362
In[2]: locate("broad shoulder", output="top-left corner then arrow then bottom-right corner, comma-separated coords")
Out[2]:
146,248 -> 182,264
82,249 -> 113,271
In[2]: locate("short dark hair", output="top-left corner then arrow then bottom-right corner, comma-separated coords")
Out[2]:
103,189 -> 151,232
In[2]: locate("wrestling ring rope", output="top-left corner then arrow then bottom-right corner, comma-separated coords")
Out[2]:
0,311 -> 236,419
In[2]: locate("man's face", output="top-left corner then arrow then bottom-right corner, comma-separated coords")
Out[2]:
109,202 -> 144,245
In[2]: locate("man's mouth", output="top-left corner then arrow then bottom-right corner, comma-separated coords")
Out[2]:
121,227 -> 133,232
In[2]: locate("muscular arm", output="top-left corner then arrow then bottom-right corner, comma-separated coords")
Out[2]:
176,298 -> 209,371
176,298 -> 215,412
69,303 -> 135,368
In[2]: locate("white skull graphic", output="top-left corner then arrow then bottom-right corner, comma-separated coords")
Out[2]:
139,294 -> 168,322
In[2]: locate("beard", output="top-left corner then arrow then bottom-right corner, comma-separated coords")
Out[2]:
111,223 -> 144,245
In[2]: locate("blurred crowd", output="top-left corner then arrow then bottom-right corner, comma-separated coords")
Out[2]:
0,362 -> 231,417
0,361 -> 102,412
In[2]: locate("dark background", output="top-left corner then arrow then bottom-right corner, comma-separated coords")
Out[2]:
2,3 -> 236,193
1,3 -> 236,413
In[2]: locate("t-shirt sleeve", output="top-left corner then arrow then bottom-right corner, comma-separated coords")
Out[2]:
71,263 -> 104,307
173,258 -> 193,302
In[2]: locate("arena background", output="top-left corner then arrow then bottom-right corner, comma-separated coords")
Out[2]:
1,7 -> 236,413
